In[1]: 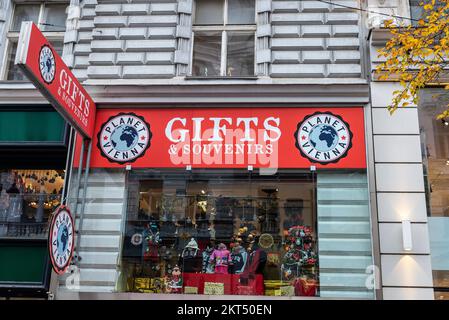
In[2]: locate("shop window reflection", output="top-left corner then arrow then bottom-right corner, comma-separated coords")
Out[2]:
120,169 -> 319,296
0,169 -> 64,238
418,88 -> 449,299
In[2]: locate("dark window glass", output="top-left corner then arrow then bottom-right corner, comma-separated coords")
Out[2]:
194,0 -> 224,25
228,0 -> 255,25
226,33 -> 254,76
10,4 -> 40,31
6,42 -> 25,81
418,88 -> 449,299
0,169 -> 65,240
192,33 -> 222,76
42,4 -> 67,31
0,111 -> 65,143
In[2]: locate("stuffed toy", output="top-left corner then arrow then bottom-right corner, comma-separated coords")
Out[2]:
166,265 -> 183,294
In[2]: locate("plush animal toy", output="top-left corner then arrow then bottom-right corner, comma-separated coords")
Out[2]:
166,265 -> 183,294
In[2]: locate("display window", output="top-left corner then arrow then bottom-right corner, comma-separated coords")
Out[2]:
0,169 -> 64,239
118,169 -> 374,298
418,88 -> 449,299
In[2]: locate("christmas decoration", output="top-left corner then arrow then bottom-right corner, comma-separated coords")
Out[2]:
166,265 -> 183,294
281,225 -> 318,290
143,222 -> 161,262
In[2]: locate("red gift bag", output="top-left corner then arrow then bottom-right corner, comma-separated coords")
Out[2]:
294,277 -> 318,296
232,274 -> 264,295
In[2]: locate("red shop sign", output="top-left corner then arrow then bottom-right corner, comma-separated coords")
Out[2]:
76,107 -> 366,169
15,22 -> 96,139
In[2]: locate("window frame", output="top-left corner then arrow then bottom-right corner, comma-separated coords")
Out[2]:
1,2 -> 67,81
190,0 -> 257,78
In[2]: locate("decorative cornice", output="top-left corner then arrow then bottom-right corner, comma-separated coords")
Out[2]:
0,81 -> 370,106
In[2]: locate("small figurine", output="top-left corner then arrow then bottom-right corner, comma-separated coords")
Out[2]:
166,265 -> 183,294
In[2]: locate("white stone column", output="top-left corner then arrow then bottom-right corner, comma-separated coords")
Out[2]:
370,82 -> 434,300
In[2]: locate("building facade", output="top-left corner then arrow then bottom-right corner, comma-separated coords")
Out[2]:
0,0 -> 446,300
0,0 -> 70,298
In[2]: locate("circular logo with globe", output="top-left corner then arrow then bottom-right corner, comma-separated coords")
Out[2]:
48,206 -> 75,275
98,113 -> 152,164
294,112 -> 352,164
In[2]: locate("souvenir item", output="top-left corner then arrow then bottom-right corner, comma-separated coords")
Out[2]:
294,277 -> 318,296
209,243 -> 232,274
184,286 -> 198,294
202,245 -> 215,274
281,225 -> 318,294
259,233 -> 274,249
143,222 -> 161,262
230,244 -> 247,274
243,242 -> 267,275
204,282 -> 224,295
166,265 -> 183,294
267,253 -> 280,267
179,238 -> 202,273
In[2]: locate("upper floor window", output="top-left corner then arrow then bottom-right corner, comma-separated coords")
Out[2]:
2,2 -> 67,81
191,0 -> 256,77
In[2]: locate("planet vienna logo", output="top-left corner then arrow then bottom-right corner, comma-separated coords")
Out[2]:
98,112 -> 152,164
39,45 -> 56,84
294,112 -> 353,164
48,206 -> 75,275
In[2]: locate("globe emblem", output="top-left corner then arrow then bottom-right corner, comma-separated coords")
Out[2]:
308,124 -> 339,152
57,224 -> 69,256
110,125 -> 139,152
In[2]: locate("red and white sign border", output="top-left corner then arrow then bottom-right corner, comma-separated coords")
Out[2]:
48,205 -> 75,275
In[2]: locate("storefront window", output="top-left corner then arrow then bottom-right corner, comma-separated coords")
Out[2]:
0,169 -> 64,239
118,169 -> 374,298
418,88 -> 449,299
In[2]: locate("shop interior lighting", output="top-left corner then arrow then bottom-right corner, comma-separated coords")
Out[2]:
442,119 -> 449,126
402,219 -> 413,251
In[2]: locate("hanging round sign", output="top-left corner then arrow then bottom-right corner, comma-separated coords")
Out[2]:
48,205 -> 75,275
39,45 -> 56,84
